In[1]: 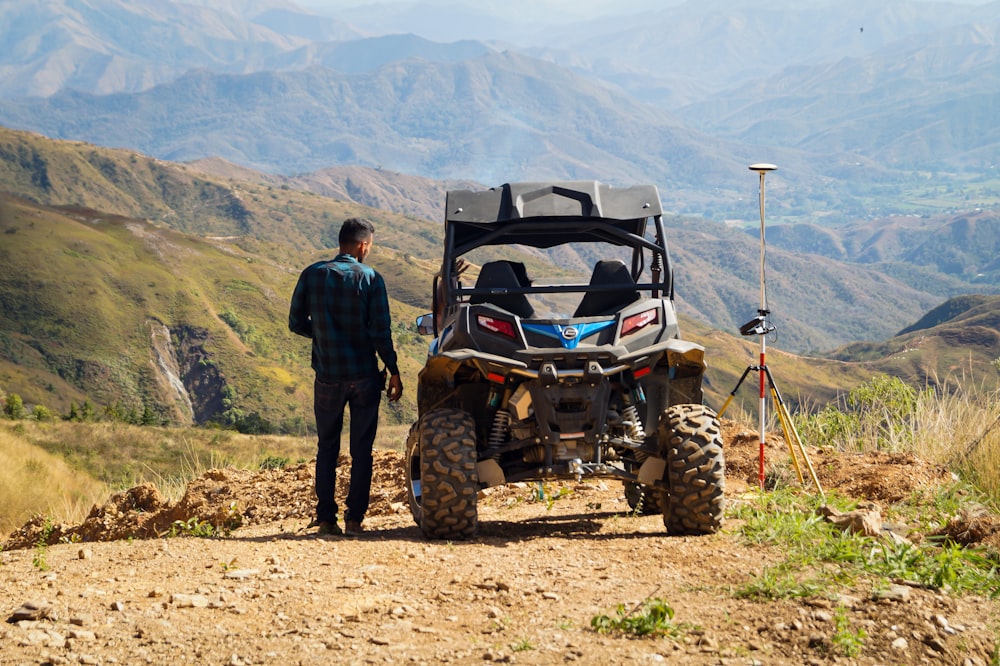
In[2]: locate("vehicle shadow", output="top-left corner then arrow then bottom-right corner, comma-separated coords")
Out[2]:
232,508 -> 667,545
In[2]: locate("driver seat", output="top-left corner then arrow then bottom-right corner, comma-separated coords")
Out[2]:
573,260 -> 640,317
470,261 -> 534,318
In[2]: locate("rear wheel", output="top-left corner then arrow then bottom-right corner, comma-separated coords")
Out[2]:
657,404 -> 725,535
406,407 -> 479,539
624,478 -> 660,515
404,422 -> 422,527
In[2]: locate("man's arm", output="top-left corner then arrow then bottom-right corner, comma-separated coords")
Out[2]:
288,268 -> 313,338
369,274 -> 402,400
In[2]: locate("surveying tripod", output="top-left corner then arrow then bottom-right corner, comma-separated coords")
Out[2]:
716,316 -> 823,495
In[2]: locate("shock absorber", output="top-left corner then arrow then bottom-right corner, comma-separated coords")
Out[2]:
622,386 -> 646,441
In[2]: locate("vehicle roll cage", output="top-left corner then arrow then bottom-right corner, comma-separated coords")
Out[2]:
430,181 -> 677,329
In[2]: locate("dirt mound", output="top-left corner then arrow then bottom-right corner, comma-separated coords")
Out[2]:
722,422 -> 953,502
0,426 -> 961,551
3,451 -> 407,550
932,505 -> 1000,551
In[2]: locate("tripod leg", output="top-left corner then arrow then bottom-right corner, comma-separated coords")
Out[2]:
717,366 -> 754,419
769,384 -> 804,483
764,367 -> 824,496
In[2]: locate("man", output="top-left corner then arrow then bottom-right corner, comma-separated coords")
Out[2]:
289,217 -> 403,536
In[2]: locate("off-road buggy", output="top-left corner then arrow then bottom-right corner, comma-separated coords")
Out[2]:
405,181 -> 724,539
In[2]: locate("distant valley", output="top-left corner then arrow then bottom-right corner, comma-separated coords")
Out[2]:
0,0 -> 999,428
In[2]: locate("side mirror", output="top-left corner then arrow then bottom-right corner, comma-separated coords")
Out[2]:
416,314 -> 435,336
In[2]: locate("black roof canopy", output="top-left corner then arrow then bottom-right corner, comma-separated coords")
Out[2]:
445,181 -> 663,253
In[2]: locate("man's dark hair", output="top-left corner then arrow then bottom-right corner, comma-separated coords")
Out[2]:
339,217 -> 375,246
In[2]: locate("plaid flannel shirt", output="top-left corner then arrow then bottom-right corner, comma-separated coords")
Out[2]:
288,254 -> 399,381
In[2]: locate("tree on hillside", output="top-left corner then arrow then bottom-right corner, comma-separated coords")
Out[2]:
67,399 -> 96,422
3,393 -> 26,419
32,404 -> 54,421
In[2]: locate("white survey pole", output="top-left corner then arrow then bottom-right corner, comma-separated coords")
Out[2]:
749,163 -> 776,489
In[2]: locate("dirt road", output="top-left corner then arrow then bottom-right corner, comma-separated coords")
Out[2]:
3,429 -> 998,665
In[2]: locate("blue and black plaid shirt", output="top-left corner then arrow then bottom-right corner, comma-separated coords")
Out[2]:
289,254 -> 399,381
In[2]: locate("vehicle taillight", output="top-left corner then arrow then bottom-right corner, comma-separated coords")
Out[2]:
621,309 -> 658,336
477,315 -> 516,338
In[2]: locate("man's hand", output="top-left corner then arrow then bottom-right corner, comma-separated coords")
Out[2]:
386,374 -> 403,402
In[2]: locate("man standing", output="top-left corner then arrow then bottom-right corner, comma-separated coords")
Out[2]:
289,217 -> 403,536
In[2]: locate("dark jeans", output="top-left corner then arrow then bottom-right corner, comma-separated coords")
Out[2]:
314,374 -> 382,524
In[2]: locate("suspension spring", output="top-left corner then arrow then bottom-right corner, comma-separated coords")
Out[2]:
622,404 -> 645,441
488,409 -> 512,448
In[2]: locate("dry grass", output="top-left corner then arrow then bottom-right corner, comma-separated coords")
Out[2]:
928,390 -> 1000,503
0,425 -> 108,535
796,376 -> 1000,507
0,419 -> 412,534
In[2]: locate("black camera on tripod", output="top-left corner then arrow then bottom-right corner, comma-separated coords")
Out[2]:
740,311 -> 775,337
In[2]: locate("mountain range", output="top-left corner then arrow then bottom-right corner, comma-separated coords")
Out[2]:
1,0 -> 1000,222
1,126 -> 998,433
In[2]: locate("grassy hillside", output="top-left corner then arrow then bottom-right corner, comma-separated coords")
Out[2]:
668,217 -> 942,353
0,126 -> 445,263
831,294 -> 1000,389
0,193 -> 433,430
765,211 -> 1000,288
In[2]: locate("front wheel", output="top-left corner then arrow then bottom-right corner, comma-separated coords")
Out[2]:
405,407 -> 479,539
657,404 -> 725,535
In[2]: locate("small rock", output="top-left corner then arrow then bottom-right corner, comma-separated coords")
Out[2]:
923,635 -> 947,653
68,629 -> 97,641
339,578 -> 365,589
818,504 -> 883,537
873,584 -> 911,602
223,569 -> 260,580
171,594 -> 210,608
829,593 -> 861,609
78,548 -> 92,560
891,637 -> 908,650
697,635 -> 718,652
934,615 -> 955,634
7,601 -> 52,622
23,629 -> 50,646
541,591 -> 560,601
482,649 -> 509,662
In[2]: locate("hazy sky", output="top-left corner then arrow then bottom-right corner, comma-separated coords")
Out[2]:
301,0 -> 993,6
293,0 -> 995,25
299,0 -> 678,17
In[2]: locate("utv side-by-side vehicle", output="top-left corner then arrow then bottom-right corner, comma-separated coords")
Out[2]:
405,181 -> 724,539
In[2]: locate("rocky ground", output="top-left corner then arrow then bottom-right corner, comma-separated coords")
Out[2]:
3,424 -> 1000,665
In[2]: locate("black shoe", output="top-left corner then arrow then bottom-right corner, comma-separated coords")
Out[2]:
309,519 -> 342,536
318,521 -> 343,536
